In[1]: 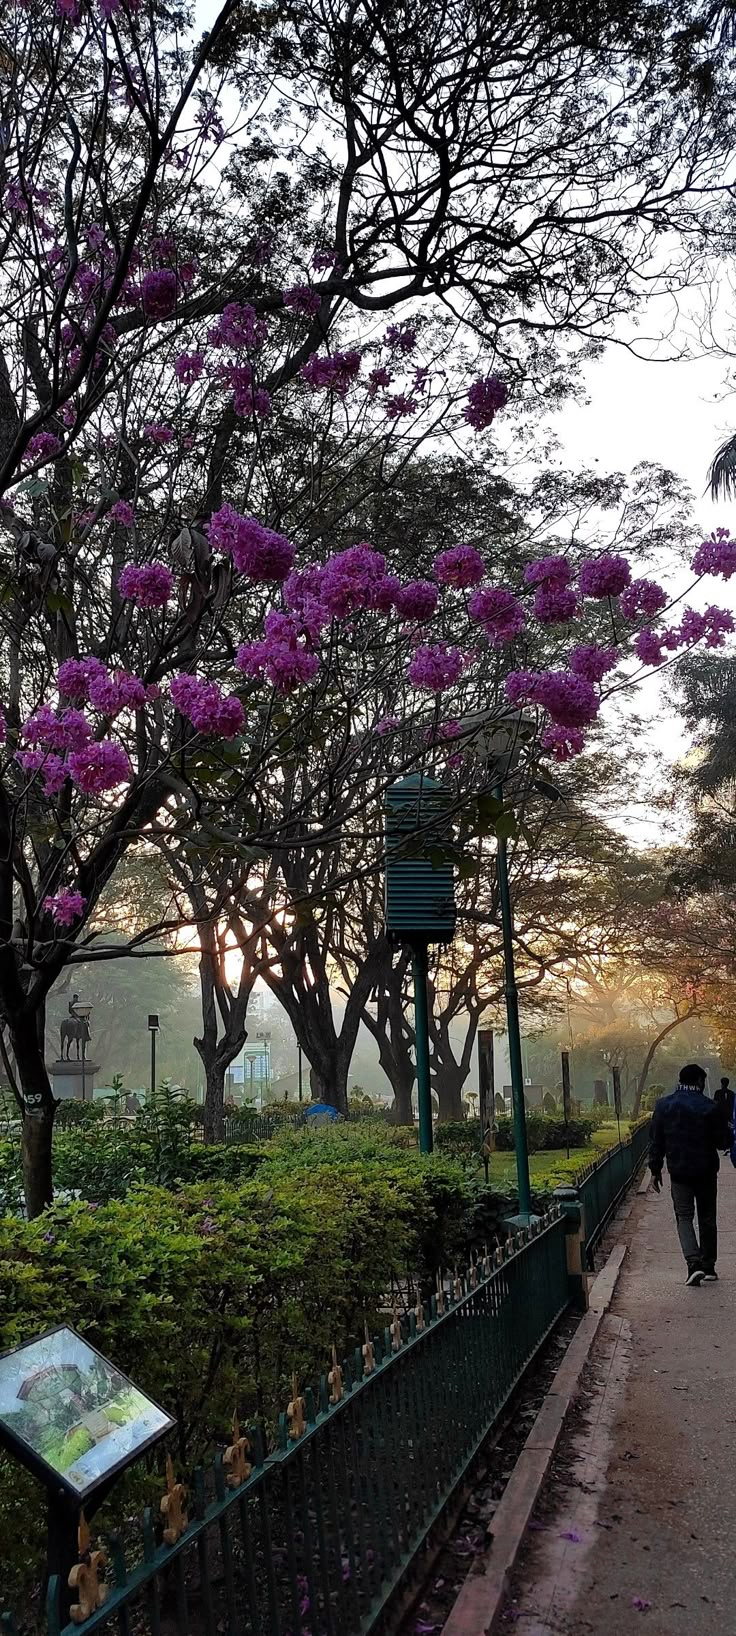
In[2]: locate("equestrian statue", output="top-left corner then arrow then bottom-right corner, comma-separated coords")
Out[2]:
60,994 -> 91,1061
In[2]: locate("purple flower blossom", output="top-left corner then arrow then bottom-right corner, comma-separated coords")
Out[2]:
56,0 -> 81,21
26,431 -> 62,461
619,577 -> 668,620
560,1529 -> 583,1544
568,644 -> 618,684
170,675 -> 245,738
541,725 -> 586,761
468,586 -> 526,643
703,605 -> 735,647
142,423 -> 175,445
57,656 -> 107,703
199,1216 -> 218,1236
577,553 -> 631,599
634,628 -> 665,666
533,583 -> 579,623
464,373 -> 508,430
208,508 -> 295,582
632,1597 -> 652,1613
252,388 -> 272,418
505,670 -> 600,728
302,350 -> 362,397
23,705 -> 92,753
17,751 -> 68,795
375,716 -> 401,735
385,393 -> 418,419
236,612 -> 321,694
320,545 -> 388,618
524,553 -> 574,587
141,268 -> 177,320
88,668 -> 147,716
208,302 -> 267,350
407,643 -> 465,692
118,561 -> 174,609
433,544 -> 485,589
283,566 -> 331,637
394,580 -> 439,620
68,740 -> 132,794
384,322 -> 417,354
43,890 -> 87,927
691,527 -> 736,579
109,500 -> 135,528
369,366 -> 392,391
207,503 -> 242,555
174,351 -> 205,385
312,247 -> 336,270
284,283 -> 322,316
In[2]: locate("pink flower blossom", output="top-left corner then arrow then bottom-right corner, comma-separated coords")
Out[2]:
619,577 -> 668,620
541,725 -> 586,761
22,706 -> 92,752
407,644 -> 465,692
703,605 -> 735,647
433,544 -> 485,589
118,562 -> 174,608
568,644 -> 618,684
69,740 -> 131,794
236,612 -> 321,694
57,656 -> 107,702
320,545 -> 388,618
505,670 -> 600,728
207,503 -> 241,555
283,566 -> 331,637
533,583 -> 579,623
284,284 -> 322,317
141,268 -> 177,319
372,574 -> 401,612
691,528 -> 736,579
302,350 -> 362,397
88,668 -> 147,716
208,302 -> 267,350
524,554 -> 574,587
375,716 -> 401,735
26,431 -> 62,461
18,750 -> 68,796
678,607 -> 706,644
170,675 -> 244,738
174,351 -> 205,384
369,366 -> 392,391
43,890 -> 87,927
394,580 -> 439,620
464,374 -> 508,430
142,423 -> 175,446
109,500 -> 135,528
577,553 -> 631,599
468,586 -> 526,643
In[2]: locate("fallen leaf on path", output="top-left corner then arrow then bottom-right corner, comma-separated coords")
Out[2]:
560,1529 -> 583,1543
632,1597 -> 652,1612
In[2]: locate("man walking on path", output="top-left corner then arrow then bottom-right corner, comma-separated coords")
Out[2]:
649,1063 -> 730,1285
714,1074 -> 734,1131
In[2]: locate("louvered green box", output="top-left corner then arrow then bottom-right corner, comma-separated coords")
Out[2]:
384,773 -> 456,941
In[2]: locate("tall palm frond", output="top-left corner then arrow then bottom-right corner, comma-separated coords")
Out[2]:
708,433 -> 736,501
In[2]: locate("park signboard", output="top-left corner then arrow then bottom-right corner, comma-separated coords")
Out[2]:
0,1325 -> 173,1502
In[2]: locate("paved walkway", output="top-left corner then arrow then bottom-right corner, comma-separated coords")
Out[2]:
508,1165 -> 736,1634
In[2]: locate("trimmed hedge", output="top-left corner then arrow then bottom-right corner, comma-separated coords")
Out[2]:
434,1114 -> 595,1157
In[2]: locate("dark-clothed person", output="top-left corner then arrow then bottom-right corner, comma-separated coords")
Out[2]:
714,1075 -> 735,1132
649,1063 -> 729,1286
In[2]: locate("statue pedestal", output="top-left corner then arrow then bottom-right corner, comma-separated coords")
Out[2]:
49,1059 -> 100,1102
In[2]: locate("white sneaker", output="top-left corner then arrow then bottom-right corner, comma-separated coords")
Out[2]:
686,1268 -> 705,1286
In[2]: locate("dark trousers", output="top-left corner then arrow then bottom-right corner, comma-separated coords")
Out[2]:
670,1176 -> 718,1272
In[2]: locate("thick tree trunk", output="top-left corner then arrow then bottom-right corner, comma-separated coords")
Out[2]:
203,1058 -> 226,1143
12,1017 -> 55,1217
435,1073 -> 465,1122
309,1055 -> 349,1115
388,1068 -> 415,1124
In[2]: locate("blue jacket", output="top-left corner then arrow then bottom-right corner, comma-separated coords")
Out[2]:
649,1086 -> 729,1183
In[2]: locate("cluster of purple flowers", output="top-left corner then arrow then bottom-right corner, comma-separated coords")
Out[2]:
43,890 -> 87,927
394,580 -> 439,620
433,544 -> 485,588
284,285 -> 322,317
109,500 -> 136,528
69,740 -> 132,794
506,669 -> 601,730
568,644 -> 618,684
464,373 -> 508,430
118,561 -> 174,608
468,585 -> 526,643
208,301 -> 267,351
384,323 -> 417,354
691,529 -> 736,579
301,350 -> 362,398
407,644 -> 465,692
619,577 -> 668,620
141,268 -> 177,320
26,431 -> 62,461
174,351 -> 205,385
170,674 -> 245,738
577,553 -> 631,599
208,507 -> 295,582
523,555 -> 577,624
236,611 -> 321,694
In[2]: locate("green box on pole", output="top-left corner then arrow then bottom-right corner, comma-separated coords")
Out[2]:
384,774 -> 456,941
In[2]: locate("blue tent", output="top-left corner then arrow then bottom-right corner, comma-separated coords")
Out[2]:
304,1102 -> 341,1126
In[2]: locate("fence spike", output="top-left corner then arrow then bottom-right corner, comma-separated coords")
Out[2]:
286,1374 -> 307,1440
414,1290 -> 426,1331
160,1454 -> 189,1545
362,1321 -> 376,1376
452,1270 -> 463,1302
468,1255 -> 478,1290
68,1511 -> 108,1624
224,1411 -> 252,1489
390,1307 -> 403,1352
328,1345 -> 344,1403
436,1273 -> 446,1316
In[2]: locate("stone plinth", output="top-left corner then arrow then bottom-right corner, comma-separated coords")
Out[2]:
49,1059 -> 100,1102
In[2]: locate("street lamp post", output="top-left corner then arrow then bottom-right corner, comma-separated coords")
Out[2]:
148,1013 -> 159,1097
493,781 -> 532,1219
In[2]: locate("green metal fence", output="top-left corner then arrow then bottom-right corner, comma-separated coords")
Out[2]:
18,1213 -> 569,1636
576,1120 -> 650,1269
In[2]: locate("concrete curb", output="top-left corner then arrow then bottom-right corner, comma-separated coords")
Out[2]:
440,1246 -> 628,1636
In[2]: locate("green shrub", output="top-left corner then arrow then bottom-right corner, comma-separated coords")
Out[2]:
54,1098 -> 106,1128
435,1114 -> 595,1155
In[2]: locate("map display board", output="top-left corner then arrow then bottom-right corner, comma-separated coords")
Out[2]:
0,1326 -> 173,1500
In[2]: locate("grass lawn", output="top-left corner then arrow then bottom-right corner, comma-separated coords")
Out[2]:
487,1120 -> 635,1194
